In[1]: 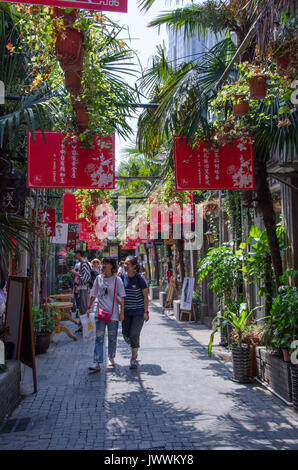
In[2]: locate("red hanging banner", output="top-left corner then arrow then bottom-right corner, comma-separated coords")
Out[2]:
33,208 -> 56,236
62,193 -> 86,224
67,231 -> 77,249
174,137 -> 255,191
79,221 -> 94,241
27,131 -> 115,189
1,0 -> 128,13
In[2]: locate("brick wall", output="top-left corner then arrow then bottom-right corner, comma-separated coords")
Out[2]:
0,360 -> 21,423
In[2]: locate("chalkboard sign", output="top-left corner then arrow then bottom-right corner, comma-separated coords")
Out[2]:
5,277 -> 37,392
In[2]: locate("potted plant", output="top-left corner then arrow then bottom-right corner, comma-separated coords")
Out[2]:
208,303 -> 262,383
55,27 -> 84,72
239,62 -> 268,100
64,71 -> 82,96
32,306 -> 58,354
268,19 -> 297,73
0,324 -> 13,360
233,322 -> 265,379
264,284 -> 297,362
51,7 -> 78,27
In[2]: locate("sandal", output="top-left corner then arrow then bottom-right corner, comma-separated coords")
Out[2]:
88,365 -> 101,372
130,359 -> 138,370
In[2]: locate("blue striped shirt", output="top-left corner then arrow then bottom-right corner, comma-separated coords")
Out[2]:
121,273 -> 148,316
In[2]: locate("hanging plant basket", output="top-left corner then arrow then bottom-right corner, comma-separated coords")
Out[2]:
274,50 -> 291,72
248,75 -> 267,100
55,28 -> 84,72
231,345 -> 251,383
64,71 -> 82,96
51,7 -> 78,27
233,94 -> 249,116
291,366 -> 298,411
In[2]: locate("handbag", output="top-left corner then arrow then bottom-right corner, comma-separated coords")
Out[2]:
97,277 -> 117,323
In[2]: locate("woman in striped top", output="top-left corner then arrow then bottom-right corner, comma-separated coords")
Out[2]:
121,256 -> 149,369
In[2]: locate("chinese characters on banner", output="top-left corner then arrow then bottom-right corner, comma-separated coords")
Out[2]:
67,231 -> 77,249
174,137 -> 255,191
27,131 -> 115,189
33,209 -> 56,237
2,0 -> 127,13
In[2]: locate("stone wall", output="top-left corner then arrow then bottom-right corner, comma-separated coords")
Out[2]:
0,360 -> 21,423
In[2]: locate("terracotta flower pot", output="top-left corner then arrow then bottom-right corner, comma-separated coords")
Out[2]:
64,71 -> 82,96
73,101 -> 89,132
233,94 -> 249,116
274,51 -> 291,72
282,348 -> 291,363
52,7 -> 78,27
55,28 -> 84,72
249,75 -> 267,100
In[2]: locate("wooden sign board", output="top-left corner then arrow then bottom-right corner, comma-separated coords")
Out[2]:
164,276 -> 178,309
5,277 -> 37,393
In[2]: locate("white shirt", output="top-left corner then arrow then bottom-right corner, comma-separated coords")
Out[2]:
90,274 -> 126,321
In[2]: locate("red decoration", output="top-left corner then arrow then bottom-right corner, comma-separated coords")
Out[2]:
174,137 -> 255,190
33,209 -> 56,236
27,131 -> 115,189
62,193 -> 86,224
2,0 -> 128,13
67,231 -> 77,249
79,221 -> 94,241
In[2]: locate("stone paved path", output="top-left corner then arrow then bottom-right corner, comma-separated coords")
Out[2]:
0,301 -> 297,450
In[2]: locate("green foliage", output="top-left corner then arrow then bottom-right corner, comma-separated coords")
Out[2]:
197,243 -> 242,305
239,223 -> 287,300
14,6 -> 139,141
208,303 -> 263,357
264,285 -> 298,350
0,4 -> 66,148
32,305 -> 58,333
0,212 -> 36,270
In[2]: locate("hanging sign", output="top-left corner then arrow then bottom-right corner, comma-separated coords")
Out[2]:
2,0 -> 128,13
27,131 -> 115,189
79,221 -> 94,241
51,223 -> 68,244
174,137 -> 255,191
40,209 -> 56,237
62,192 -> 86,224
67,231 -> 77,249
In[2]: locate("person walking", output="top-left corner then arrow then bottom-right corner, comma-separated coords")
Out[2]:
121,256 -> 149,369
71,261 -> 81,317
74,250 -> 92,333
86,257 -> 125,372
117,260 -> 125,276
91,258 -> 101,274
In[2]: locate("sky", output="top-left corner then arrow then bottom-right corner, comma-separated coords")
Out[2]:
105,0 -> 171,167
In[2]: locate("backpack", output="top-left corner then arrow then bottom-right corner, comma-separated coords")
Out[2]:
89,268 -> 99,289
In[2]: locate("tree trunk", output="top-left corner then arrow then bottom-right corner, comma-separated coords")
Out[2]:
254,149 -> 283,288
